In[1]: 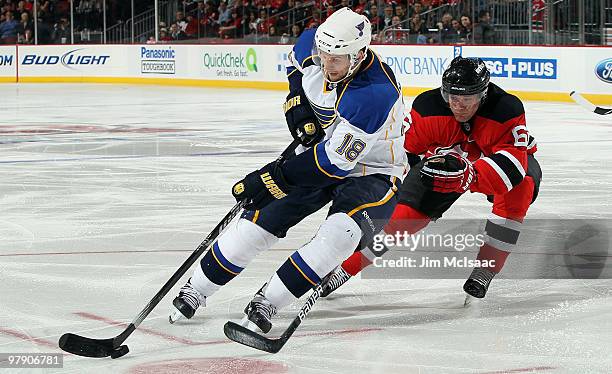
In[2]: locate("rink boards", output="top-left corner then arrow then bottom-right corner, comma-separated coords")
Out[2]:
0,43 -> 610,104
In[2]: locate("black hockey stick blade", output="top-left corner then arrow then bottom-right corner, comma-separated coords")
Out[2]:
58,323 -> 134,358
58,333 -> 115,358
224,322 -> 287,353
570,91 -> 612,115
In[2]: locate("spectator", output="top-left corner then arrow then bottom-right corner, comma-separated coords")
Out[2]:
51,17 -> 70,44
246,11 -> 257,35
451,18 -> 468,43
460,14 -> 473,42
192,1 -> 206,18
16,11 -> 32,36
15,1 -> 27,15
255,9 -> 271,34
367,4 -> 381,34
18,27 -> 33,44
35,14 -> 52,43
169,23 -> 186,40
439,12 -> 454,44
395,5 -> 407,23
290,23 -> 302,39
159,27 -> 172,41
408,13 -> 427,35
304,8 -> 321,29
199,1 -> 219,37
270,0 -> 287,14
473,9 -> 496,44
385,15 -> 408,44
0,11 -> 19,43
184,14 -> 199,38
381,6 -> 394,30
411,2 -> 423,18
217,2 -> 231,25
175,11 -> 188,32
267,24 -> 278,37
353,0 -> 368,15
23,1 -> 34,13
219,8 -> 244,38
183,0 -> 198,15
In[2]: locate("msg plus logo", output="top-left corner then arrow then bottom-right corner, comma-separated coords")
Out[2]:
479,57 -> 557,79
203,48 -> 258,77
22,48 -> 110,70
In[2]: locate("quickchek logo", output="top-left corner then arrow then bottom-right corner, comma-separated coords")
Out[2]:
246,48 -> 257,72
203,48 -> 258,77
479,57 -> 557,79
22,48 -> 110,70
595,58 -> 612,84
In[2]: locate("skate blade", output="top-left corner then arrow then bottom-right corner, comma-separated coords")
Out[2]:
169,308 -> 185,324
463,294 -> 474,307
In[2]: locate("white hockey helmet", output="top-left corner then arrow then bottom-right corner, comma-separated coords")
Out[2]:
315,7 -> 372,82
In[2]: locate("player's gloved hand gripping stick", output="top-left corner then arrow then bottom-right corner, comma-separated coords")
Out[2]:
58,139 -> 300,359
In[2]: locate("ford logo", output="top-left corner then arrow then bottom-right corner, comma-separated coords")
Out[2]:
595,58 -> 612,83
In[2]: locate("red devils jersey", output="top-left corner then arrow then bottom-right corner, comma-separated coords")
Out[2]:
405,83 -> 537,196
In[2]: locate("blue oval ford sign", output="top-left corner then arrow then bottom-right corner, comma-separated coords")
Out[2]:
595,58 -> 612,83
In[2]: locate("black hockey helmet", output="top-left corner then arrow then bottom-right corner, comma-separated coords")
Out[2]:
441,56 -> 490,103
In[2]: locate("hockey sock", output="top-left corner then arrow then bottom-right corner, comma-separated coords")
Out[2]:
270,213 -> 361,308
476,243 -> 509,273
191,218 -> 278,297
341,204 -> 431,276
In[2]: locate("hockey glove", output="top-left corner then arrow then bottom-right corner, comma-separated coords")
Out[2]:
284,88 -> 324,147
232,161 -> 293,210
420,153 -> 475,194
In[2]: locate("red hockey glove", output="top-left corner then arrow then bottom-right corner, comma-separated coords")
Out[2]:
420,153 -> 475,193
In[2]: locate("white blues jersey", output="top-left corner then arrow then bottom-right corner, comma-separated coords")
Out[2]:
286,28 -> 407,182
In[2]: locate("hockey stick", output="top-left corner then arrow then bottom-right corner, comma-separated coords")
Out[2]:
58,139 -> 300,359
223,281 -> 324,353
570,91 -> 612,115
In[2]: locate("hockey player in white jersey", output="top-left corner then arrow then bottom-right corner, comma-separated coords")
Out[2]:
169,7 -> 407,333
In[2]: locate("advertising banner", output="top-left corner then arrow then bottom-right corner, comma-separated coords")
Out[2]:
17,45 -> 127,78
0,45 -> 16,82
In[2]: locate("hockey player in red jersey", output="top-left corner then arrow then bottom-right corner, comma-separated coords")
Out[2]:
320,56 -> 542,299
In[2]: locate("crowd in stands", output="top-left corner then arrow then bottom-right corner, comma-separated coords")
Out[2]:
0,0 -> 497,45
0,0 -> 145,44
158,0 -> 496,44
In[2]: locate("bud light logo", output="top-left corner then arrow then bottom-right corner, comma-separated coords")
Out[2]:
22,49 -> 110,70
595,58 -> 612,84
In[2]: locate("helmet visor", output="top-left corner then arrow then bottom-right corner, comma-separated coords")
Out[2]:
441,88 -> 486,104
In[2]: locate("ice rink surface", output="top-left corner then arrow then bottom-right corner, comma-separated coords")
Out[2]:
0,84 -> 611,374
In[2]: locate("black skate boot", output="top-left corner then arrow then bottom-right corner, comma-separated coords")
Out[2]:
319,266 -> 351,297
463,267 -> 496,299
242,285 -> 277,334
169,279 -> 206,324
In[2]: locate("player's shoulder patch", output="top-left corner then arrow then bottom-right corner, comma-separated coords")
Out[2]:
292,28 -> 317,69
412,88 -> 452,117
480,83 -> 525,124
336,55 -> 399,134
